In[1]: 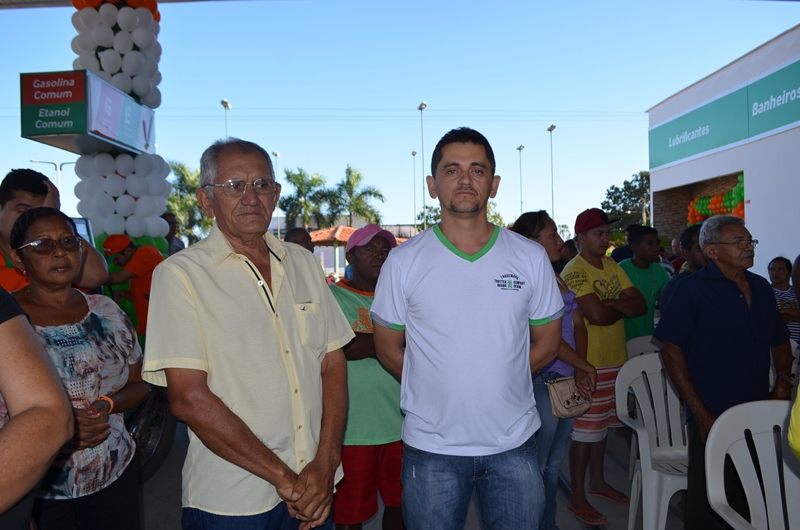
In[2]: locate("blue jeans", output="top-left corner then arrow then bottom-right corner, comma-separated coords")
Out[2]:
401,435 -> 544,530
533,372 -> 575,530
182,502 -> 333,530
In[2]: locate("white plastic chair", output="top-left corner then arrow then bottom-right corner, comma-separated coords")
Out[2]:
625,335 -> 663,478
616,353 -> 688,530
705,400 -> 800,530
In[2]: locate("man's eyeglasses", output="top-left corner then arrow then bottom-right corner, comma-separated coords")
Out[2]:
712,239 -> 758,250
204,178 -> 275,198
17,236 -> 82,255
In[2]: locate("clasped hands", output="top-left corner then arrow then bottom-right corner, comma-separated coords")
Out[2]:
277,459 -> 336,530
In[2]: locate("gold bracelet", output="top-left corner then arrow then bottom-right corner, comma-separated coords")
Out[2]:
97,395 -> 115,414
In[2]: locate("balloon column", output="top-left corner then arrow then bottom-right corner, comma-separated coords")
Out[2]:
687,173 -> 745,226
70,0 -> 162,109
74,152 -> 172,239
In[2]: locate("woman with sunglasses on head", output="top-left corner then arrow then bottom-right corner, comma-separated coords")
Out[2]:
510,211 -> 598,529
9,207 -> 148,530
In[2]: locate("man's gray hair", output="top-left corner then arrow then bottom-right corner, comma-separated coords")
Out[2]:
699,214 -> 745,248
199,138 -> 275,193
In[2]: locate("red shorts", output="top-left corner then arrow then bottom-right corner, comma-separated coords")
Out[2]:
333,441 -> 403,524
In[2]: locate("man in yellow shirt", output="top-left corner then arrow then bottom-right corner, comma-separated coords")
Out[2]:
561,208 -> 646,526
143,139 -> 353,530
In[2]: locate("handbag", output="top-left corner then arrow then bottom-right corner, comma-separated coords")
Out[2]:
542,375 -> 591,419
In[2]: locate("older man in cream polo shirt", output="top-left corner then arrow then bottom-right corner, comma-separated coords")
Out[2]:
143,138 -> 354,530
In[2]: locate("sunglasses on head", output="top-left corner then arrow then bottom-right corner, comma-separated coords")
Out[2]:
17,236 -> 82,255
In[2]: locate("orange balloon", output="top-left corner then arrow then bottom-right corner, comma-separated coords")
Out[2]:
153,9 -> 161,21
71,0 -> 85,8
126,0 -> 144,7
83,0 -> 102,7
143,0 -> 157,11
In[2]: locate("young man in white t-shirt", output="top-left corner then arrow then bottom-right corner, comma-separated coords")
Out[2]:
371,127 -> 563,530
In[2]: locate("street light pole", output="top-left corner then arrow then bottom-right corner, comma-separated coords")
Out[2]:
547,124 -> 556,218
412,150 -> 418,231
418,102 -> 427,230
30,159 -> 75,191
221,98 -> 232,137
272,151 -> 281,238
517,145 -> 524,215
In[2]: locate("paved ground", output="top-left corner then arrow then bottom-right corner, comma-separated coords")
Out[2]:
141,423 -> 685,529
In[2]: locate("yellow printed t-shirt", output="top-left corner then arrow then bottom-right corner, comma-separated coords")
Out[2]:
561,254 -> 633,367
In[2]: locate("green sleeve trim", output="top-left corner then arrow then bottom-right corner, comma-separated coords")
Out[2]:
390,323 -> 406,331
529,317 -> 551,326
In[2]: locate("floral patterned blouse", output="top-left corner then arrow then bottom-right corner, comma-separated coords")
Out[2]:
34,294 -> 142,499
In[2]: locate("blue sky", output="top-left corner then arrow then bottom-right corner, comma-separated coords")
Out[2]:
1,0 -> 798,233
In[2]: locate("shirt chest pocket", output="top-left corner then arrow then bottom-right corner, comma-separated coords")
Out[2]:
295,303 -> 325,355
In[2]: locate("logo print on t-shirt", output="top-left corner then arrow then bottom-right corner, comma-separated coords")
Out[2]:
495,273 -> 526,291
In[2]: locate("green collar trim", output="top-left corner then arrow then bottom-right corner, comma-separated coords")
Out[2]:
433,224 -> 499,262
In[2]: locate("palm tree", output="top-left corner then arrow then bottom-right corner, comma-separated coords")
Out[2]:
167,161 -> 213,244
278,167 -> 331,230
329,165 -> 385,227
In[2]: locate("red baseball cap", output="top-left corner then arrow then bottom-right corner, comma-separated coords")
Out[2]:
346,224 -> 397,252
574,208 -> 620,234
102,234 -> 132,256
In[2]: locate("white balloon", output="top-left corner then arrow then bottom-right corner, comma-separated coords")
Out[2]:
110,72 -> 132,94
105,174 -> 127,197
79,8 -> 100,30
159,158 -> 171,179
131,27 -> 155,50
146,175 -> 165,196
131,74 -> 151,97
105,214 -> 126,235
151,154 -> 167,176
75,33 -> 96,55
89,215 -> 105,235
133,154 -> 153,177
72,11 -> 87,33
96,70 -> 113,83
142,57 -> 158,78
117,7 -> 138,32
91,24 -> 114,48
115,194 -> 136,217
121,50 -> 144,77
74,180 -> 88,200
112,31 -> 133,55
142,40 -> 161,61
78,53 -> 100,73
98,3 -> 118,27
75,155 -> 96,179
142,86 -> 161,109
150,20 -> 160,36
145,215 -> 163,237
94,192 -> 116,217
134,196 -> 155,217
76,199 -> 94,218
84,175 -> 105,197
93,153 -> 115,176
152,196 -> 167,216
162,181 -> 172,198
71,36 -> 83,55
72,58 -> 82,71
98,49 -> 122,74
126,173 -> 148,197
114,154 -> 135,176
125,215 -> 147,238
150,70 -> 162,86
135,7 -> 153,28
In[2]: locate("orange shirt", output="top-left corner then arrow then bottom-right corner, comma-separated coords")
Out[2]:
125,245 -> 164,335
0,248 -> 28,292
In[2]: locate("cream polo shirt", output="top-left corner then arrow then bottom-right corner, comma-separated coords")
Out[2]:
143,224 -> 354,516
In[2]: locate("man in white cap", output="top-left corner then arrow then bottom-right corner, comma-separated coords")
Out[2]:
330,224 -> 404,530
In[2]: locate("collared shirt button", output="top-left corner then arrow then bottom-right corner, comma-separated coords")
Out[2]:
285,350 -> 290,355
297,424 -> 302,430
299,459 -> 306,465
294,388 -> 299,394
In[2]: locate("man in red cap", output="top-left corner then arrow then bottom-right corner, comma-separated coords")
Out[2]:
561,208 -> 646,526
103,234 -> 164,340
329,224 -> 403,530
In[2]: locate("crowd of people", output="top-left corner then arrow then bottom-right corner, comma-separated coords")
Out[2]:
0,128 -> 799,530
